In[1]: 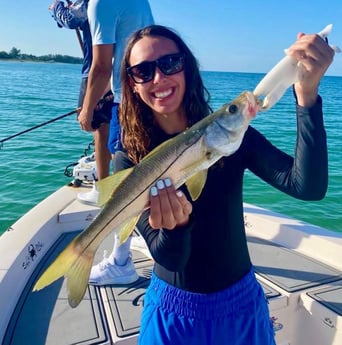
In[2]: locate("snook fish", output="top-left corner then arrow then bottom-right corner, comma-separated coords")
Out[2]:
33,91 -> 259,307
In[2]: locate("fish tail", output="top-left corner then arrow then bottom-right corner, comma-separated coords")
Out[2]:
66,251 -> 94,308
33,240 -> 96,308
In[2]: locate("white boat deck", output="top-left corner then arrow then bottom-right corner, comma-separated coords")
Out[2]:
0,185 -> 341,344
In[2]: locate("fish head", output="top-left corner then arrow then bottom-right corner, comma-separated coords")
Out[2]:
215,91 -> 259,130
230,91 -> 259,120
205,91 -> 259,156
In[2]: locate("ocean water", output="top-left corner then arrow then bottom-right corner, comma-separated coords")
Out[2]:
0,61 -> 341,235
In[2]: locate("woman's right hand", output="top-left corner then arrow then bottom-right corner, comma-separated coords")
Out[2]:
287,32 -> 335,107
149,178 -> 193,230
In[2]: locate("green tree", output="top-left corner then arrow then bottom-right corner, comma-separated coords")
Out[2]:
9,47 -> 21,58
0,47 -> 82,64
0,51 -> 10,59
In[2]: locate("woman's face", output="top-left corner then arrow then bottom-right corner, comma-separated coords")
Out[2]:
129,36 -> 186,127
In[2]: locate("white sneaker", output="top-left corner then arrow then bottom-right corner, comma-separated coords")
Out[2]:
89,251 -> 139,285
131,235 -> 152,259
77,181 -> 99,206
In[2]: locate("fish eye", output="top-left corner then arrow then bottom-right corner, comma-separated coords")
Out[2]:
228,104 -> 238,114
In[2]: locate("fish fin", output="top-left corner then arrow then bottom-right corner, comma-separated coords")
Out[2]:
118,215 -> 141,244
185,169 -> 208,201
96,167 -> 134,207
66,252 -> 94,308
33,237 -> 96,308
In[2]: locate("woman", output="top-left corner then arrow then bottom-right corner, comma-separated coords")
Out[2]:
117,25 -> 334,344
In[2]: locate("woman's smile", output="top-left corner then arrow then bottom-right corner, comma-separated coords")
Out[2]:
153,87 -> 173,99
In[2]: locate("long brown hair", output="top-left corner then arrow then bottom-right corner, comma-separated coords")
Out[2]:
120,25 -> 212,164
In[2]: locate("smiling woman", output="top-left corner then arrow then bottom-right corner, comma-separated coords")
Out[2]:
116,23 -> 336,345
0,34 -> 341,344
127,35 -> 188,134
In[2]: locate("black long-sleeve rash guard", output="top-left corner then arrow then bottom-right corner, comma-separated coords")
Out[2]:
114,96 -> 328,293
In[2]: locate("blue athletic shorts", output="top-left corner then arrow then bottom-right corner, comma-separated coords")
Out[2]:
138,267 -> 276,345
107,103 -> 123,154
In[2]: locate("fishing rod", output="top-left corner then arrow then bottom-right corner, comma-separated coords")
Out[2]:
0,108 -> 79,149
75,28 -> 84,55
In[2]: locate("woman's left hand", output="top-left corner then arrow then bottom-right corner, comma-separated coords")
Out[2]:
148,178 -> 193,230
287,32 -> 335,107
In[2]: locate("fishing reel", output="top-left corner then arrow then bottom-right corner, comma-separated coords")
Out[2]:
72,153 -> 97,182
65,152 -> 98,187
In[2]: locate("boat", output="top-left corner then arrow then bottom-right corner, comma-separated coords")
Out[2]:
0,162 -> 341,345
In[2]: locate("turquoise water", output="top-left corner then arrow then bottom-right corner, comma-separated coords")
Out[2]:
0,61 -> 341,235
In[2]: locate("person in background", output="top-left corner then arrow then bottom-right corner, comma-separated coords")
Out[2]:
114,24 -> 334,344
49,0 -> 138,285
49,0 -> 114,182
78,0 -> 154,286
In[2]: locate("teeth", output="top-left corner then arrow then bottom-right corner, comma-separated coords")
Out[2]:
154,89 -> 172,99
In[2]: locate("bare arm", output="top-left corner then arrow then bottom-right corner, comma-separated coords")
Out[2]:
78,44 -> 113,131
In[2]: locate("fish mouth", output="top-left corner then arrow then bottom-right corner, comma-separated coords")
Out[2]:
245,92 -> 259,119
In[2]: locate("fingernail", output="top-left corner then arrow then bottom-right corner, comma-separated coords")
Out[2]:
151,186 -> 158,196
164,178 -> 172,187
176,190 -> 183,197
157,180 -> 165,190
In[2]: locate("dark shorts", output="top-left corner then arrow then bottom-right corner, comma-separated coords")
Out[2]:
78,77 -> 113,130
139,267 -> 276,345
78,77 -> 88,108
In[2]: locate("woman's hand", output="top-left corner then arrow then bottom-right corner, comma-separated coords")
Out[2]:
287,32 -> 335,107
149,178 -> 193,230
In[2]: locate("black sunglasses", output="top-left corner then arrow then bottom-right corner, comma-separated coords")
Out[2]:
127,53 -> 185,84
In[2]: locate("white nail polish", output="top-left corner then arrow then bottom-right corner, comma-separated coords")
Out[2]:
176,190 -> 183,197
151,186 -> 158,196
164,178 -> 172,187
157,180 -> 165,190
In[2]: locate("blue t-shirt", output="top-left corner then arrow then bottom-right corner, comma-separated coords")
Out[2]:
87,0 -> 154,102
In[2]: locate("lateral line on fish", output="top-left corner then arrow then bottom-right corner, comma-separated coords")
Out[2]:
74,131 -> 205,253
73,112 -> 236,256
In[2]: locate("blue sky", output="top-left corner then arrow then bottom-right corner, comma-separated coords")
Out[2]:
1,0 -> 341,75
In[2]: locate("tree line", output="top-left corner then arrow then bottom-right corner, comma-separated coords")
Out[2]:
0,47 -> 83,64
